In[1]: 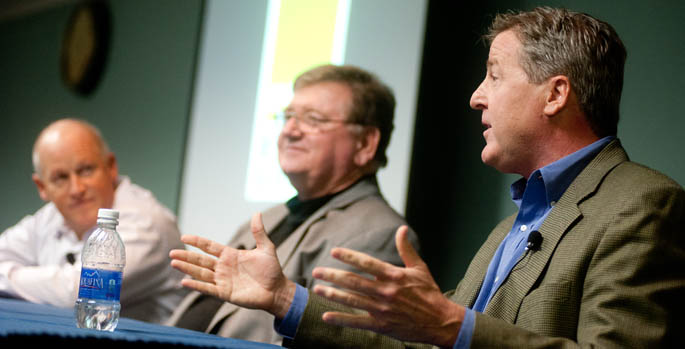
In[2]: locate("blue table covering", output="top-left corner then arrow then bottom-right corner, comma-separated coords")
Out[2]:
0,298 -> 281,348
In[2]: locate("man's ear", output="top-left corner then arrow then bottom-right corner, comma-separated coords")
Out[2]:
105,152 -> 119,184
543,75 -> 571,116
354,127 -> 380,167
32,173 -> 49,202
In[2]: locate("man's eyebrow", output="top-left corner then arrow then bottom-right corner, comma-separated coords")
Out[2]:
285,106 -> 320,114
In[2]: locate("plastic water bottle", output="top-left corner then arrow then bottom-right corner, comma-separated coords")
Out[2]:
75,208 -> 126,331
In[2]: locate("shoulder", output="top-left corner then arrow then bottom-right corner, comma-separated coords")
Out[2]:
572,160 -> 685,256
585,140 -> 683,198
609,161 -> 682,190
325,192 -> 407,233
2,203 -> 64,237
314,192 -> 418,257
112,177 -> 180,236
0,203 -> 66,258
594,161 -> 684,207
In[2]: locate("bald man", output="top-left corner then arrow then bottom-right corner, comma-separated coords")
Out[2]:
0,118 -> 187,324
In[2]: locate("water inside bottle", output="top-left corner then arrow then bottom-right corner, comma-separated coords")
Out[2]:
75,298 -> 120,331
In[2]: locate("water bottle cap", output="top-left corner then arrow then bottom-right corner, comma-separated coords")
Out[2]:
97,208 -> 119,221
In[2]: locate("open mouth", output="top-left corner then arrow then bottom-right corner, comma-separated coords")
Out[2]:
482,121 -> 492,134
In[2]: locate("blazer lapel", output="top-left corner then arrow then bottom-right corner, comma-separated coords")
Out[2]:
228,205 -> 289,250
450,215 -> 514,307
208,177 -> 380,330
277,177 -> 379,267
483,140 -> 628,322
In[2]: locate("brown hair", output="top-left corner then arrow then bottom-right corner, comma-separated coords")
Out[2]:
486,7 -> 627,137
294,64 -> 396,169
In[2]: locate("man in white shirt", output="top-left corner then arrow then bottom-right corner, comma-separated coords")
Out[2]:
0,118 -> 187,324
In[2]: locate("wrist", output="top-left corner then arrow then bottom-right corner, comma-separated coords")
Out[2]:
435,300 -> 465,348
271,279 -> 297,319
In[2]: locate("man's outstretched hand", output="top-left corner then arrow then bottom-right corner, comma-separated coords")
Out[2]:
169,213 -> 296,319
312,226 -> 465,347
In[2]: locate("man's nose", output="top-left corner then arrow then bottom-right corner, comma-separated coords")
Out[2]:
469,82 -> 487,110
281,117 -> 303,137
69,174 -> 86,195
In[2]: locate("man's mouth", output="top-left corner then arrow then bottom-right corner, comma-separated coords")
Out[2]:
70,198 -> 93,208
282,145 -> 306,153
482,121 -> 492,135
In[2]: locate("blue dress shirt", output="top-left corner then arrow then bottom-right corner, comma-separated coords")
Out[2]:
453,136 -> 613,348
277,136 -> 615,346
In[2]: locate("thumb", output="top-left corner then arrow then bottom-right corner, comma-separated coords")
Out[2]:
251,212 -> 275,250
395,226 -> 424,269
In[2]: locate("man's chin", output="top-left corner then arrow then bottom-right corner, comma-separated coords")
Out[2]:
481,148 -> 496,167
280,162 -> 308,176
66,218 -> 97,237
64,209 -> 98,229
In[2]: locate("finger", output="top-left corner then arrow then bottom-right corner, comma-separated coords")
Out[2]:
330,247 -> 396,279
250,212 -> 276,251
181,235 -> 226,257
313,267 -> 392,301
171,259 -> 216,283
313,284 -> 381,314
169,249 -> 217,271
321,311 -> 379,332
181,278 -> 219,298
395,226 -> 425,269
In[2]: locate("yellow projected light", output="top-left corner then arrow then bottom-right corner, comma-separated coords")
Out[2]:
245,0 -> 350,202
272,0 -> 339,83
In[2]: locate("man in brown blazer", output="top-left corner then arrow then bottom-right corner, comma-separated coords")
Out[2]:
166,64 -> 419,345
170,7 -> 685,348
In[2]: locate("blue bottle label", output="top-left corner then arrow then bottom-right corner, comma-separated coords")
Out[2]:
78,268 -> 122,301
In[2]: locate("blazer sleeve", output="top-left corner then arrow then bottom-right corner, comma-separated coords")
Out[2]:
291,291 -> 431,349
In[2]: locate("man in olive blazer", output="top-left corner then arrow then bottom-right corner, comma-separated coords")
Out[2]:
291,139 -> 685,348
167,176 -> 417,344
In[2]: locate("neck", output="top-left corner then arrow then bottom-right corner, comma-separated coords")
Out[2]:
519,108 -> 599,178
72,226 -> 91,241
521,131 -> 599,179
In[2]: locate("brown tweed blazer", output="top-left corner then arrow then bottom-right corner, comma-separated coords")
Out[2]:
166,176 -> 418,345
291,140 -> 685,348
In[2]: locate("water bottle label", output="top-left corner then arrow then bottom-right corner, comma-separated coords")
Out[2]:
78,268 -> 122,301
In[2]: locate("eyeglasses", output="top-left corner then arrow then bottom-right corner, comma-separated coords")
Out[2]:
275,110 -> 359,133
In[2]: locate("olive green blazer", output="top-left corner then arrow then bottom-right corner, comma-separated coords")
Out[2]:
291,140 -> 685,348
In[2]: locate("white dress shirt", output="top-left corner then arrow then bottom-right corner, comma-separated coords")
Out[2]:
0,176 -> 188,324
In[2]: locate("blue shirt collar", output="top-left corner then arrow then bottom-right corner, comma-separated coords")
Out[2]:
510,136 -> 615,207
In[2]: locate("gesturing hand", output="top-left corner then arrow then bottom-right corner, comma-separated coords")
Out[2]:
312,226 -> 465,347
169,213 -> 296,318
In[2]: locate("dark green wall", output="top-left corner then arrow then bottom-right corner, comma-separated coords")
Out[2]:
0,0 -> 203,231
